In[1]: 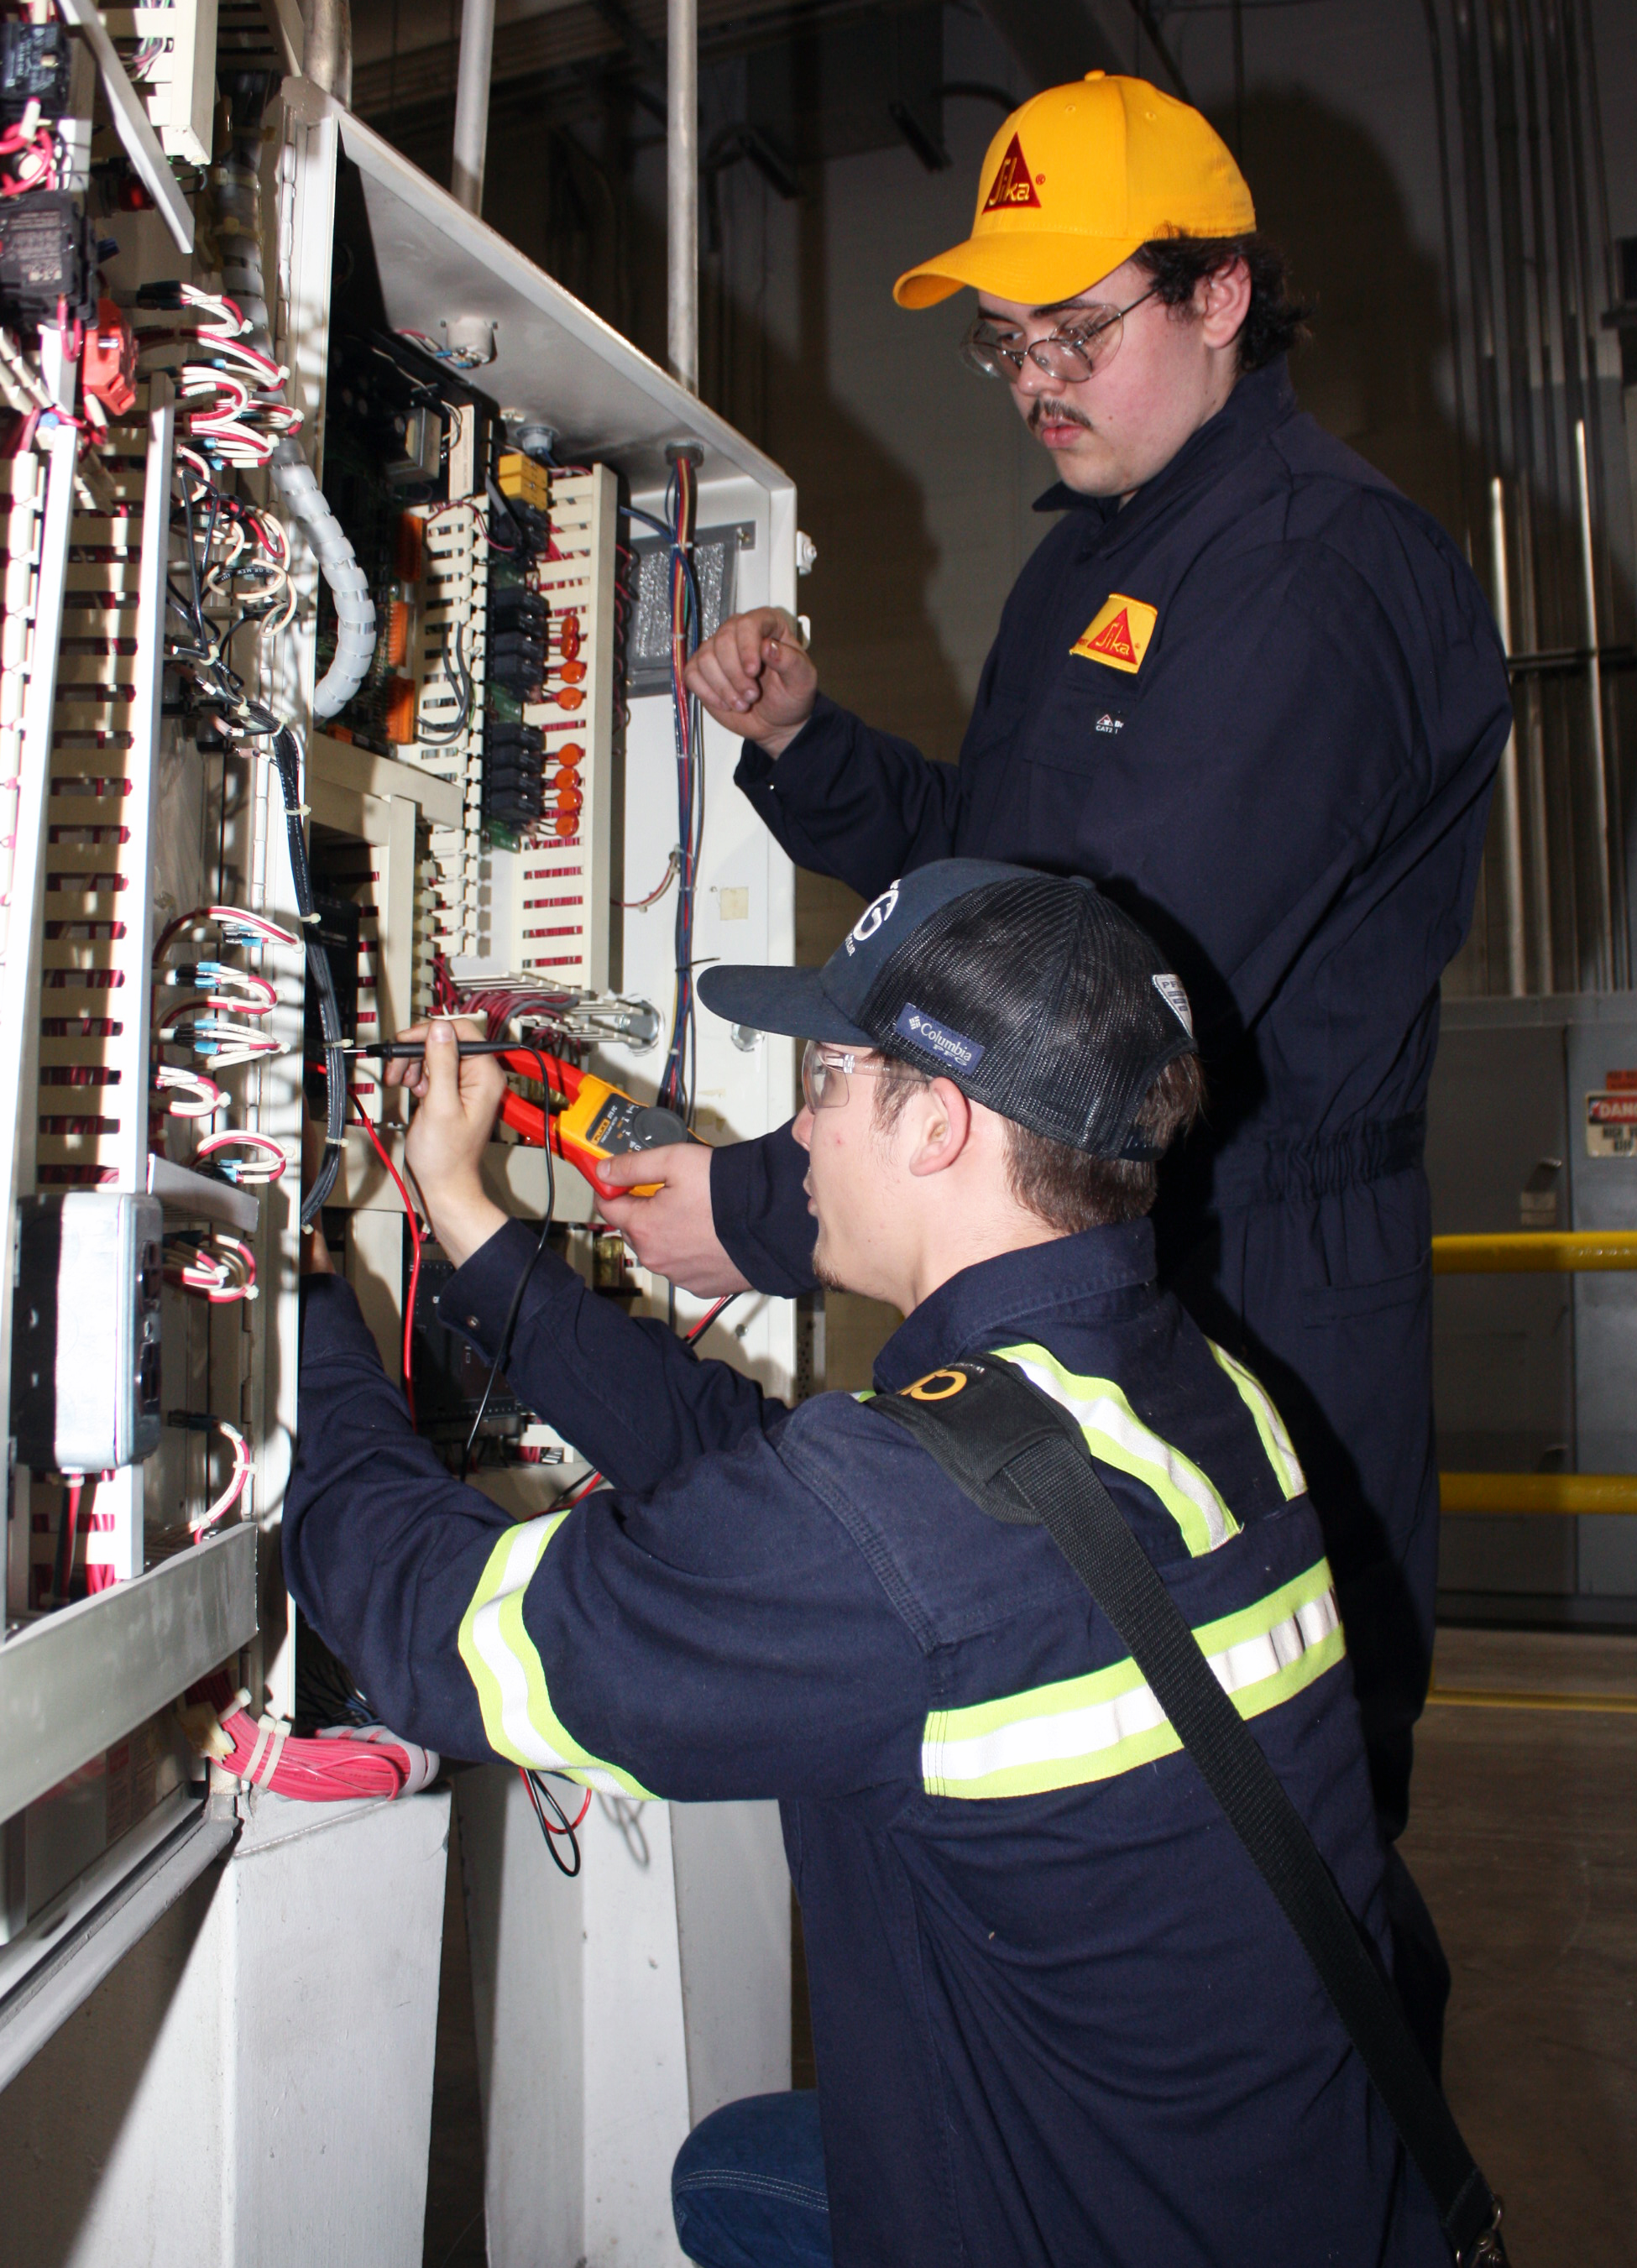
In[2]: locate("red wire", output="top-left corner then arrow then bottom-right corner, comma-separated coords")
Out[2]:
349,1094 -> 422,1427
517,1769 -> 594,1833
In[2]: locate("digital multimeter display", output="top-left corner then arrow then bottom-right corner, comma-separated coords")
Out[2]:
579,1093 -> 691,1158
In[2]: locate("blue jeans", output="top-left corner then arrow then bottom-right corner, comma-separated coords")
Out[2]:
672,2090 -> 833,2268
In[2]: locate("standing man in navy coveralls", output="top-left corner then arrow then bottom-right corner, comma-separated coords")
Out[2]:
597,73 -> 1513,2064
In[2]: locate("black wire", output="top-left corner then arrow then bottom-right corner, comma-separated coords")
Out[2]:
460,1046 -> 556,1476
415,619 -> 472,745
520,1768 -> 582,1876
53,1482 -> 75,1606
179,469 -> 206,638
269,726 -> 345,1224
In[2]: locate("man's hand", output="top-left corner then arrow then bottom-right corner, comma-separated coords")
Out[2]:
597,1143 -> 751,1296
683,607 -> 816,755
385,1020 -> 510,1267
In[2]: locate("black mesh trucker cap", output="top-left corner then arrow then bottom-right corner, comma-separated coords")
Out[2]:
698,859 -> 1198,1160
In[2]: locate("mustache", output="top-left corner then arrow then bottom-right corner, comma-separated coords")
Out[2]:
1028,397 -> 1095,436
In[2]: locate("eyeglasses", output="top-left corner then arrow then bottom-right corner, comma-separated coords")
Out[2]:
960,285 -> 1160,384
801,1041 -> 886,1112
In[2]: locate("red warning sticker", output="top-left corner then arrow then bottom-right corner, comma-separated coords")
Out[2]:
1586,1092 -> 1637,1158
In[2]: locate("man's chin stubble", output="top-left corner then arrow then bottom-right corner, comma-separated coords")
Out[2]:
813,1245 -> 850,1293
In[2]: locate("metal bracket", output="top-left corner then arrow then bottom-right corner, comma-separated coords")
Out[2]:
55,0 -> 195,255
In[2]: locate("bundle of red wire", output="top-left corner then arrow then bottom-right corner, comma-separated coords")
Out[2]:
181,1670 -> 438,1800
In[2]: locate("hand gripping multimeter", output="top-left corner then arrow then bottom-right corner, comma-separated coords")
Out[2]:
526,1063 -> 695,1201
366,1038 -> 695,1202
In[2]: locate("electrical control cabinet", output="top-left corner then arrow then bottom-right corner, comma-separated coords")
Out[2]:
0,29 -> 799,2262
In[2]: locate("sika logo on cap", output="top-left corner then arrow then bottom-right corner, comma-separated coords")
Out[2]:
1072,593 -> 1158,676
982,133 -> 1043,212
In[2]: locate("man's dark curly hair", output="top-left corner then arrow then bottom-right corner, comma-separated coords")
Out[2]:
1133,233 -> 1311,374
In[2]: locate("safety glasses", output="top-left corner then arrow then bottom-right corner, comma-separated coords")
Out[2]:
960,285 -> 1159,384
801,1041 -> 886,1112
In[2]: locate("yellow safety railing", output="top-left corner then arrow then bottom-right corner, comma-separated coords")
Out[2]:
1425,1672 -> 1637,1715
1432,1229 -> 1637,1272
1415,1669 -> 1632,1714
1431,1230 -> 1637,1515
1440,1472 -> 1637,1514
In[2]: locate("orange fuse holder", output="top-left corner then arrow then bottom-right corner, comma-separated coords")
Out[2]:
363,1039 -> 696,1201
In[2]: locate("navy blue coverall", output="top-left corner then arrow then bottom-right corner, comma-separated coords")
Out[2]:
285,1216 -> 1445,2268
711,358 -> 1510,1908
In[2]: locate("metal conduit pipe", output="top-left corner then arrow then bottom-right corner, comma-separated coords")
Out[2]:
1418,0 -> 1471,557
1482,0 -> 1551,1004
1561,2 -> 1628,985
1513,0 -> 1558,989
667,0 -> 698,393
1540,0 -> 1613,986
1488,478 -> 1528,996
1448,0 -> 1503,483
303,0 -> 352,103
452,0 -> 497,217
1575,418 -> 1617,986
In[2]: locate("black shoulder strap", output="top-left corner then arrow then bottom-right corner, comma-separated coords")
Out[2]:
874,1356 -> 1506,2268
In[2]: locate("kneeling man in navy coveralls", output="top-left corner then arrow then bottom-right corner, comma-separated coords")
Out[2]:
595,73 -> 1514,2067
287,862 -> 1448,2268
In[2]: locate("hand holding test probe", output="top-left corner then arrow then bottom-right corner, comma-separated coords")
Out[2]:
379,1023 -> 702,1266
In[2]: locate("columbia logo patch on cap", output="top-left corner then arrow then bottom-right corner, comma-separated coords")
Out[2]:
895,1003 -> 986,1071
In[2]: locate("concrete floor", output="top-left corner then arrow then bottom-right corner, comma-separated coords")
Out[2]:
422,1628 -> 1637,2265
1404,1628 -> 1637,2265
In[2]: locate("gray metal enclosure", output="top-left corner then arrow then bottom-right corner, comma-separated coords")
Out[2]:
1429,995 -> 1637,1621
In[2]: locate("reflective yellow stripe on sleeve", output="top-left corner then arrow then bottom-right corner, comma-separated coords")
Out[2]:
922,1558 -> 1343,1800
1207,1340 -> 1307,1500
992,1340 -> 1240,1555
457,1513 -> 656,1797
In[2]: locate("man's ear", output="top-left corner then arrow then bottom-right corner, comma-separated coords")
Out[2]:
1199,255 -> 1252,350
905,1078 -> 975,1179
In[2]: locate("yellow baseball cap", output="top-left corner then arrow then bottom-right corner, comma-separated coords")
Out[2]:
893,72 -> 1254,310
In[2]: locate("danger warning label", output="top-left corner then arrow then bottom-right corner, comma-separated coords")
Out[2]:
1586,1091 -> 1637,1158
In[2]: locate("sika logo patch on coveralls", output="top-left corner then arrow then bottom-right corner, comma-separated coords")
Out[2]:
1072,593 -> 1158,674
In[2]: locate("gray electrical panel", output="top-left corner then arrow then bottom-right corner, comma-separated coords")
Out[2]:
1428,995 -> 1637,1620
